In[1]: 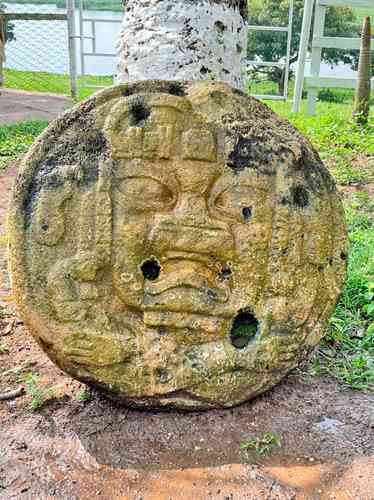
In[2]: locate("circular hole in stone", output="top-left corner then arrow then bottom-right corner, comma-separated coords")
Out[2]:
129,98 -> 150,126
230,311 -> 259,349
218,267 -> 232,281
141,258 -> 161,281
214,20 -> 226,33
292,185 -> 309,208
242,206 -> 252,221
341,252 -> 347,261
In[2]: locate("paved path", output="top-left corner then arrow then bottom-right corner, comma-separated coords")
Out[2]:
0,89 -> 72,125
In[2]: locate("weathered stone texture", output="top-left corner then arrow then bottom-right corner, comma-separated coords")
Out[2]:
116,0 -> 248,89
8,81 -> 347,409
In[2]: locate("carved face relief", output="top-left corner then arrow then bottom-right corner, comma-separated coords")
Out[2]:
106,96 -> 273,347
8,82 -> 347,409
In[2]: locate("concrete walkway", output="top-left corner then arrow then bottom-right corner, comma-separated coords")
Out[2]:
0,89 -> 73,125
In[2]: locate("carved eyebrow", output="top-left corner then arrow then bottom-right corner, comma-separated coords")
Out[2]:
115,175 -> 171,187
114,159 -> 166,181
212,182 -> 269,197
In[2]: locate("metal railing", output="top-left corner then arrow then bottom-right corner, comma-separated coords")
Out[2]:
78,0 -> 121,89
247,0 -> 295,101
0,6 -> 78,99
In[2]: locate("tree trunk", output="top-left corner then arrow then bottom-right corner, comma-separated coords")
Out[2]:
353,16 -> 372,125
277,67 -> 286,96
116,0 -> 248,90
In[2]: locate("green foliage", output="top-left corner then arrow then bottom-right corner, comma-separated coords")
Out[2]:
0,2 -> 15,42
240,432 -> 281,456
24,373 -> 56,411
0,304 -> 9,318
247,1 -> 372,93
0,344 -> 9,354
270,101 -> 374,161
269,101 -> 374,391
312,197 -> 374,390
0,121 -> 48,160
75,388 -> 91,402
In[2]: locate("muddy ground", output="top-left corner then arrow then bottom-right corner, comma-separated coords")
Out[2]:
1,163 -> 374,499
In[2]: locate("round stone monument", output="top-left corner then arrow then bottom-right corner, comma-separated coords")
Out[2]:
8,81 -> 347,409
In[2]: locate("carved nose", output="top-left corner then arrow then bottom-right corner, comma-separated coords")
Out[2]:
149,194 -> 235,259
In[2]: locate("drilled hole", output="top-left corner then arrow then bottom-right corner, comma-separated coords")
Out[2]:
214,20 -> 226,33
129,98 -> 150,126
242,206 -> 252,221
230,311 -> 258,349
141,258 -> 161,281
167,82 -> 186,96
218,268 -> 232,281
292,185 -> 309,208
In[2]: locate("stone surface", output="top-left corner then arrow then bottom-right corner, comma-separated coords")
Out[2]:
8,80 -> 347,409
116,0 -> 248,89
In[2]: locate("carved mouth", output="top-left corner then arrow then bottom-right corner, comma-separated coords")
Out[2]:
142,258 -> 231,317
143,310 -> 231,336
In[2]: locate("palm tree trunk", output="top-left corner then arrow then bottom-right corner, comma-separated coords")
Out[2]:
353,16 -> 372,125
116,0 -> 248,90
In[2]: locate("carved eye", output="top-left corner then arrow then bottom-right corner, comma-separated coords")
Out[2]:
212,186 -> 255,222
116,177 -> 175,212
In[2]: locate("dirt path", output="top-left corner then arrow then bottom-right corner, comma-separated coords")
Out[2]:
0,89 -> 72,125
0,163 -> 373,500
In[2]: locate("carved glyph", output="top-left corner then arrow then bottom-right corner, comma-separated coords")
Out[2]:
8,81 -> 347,409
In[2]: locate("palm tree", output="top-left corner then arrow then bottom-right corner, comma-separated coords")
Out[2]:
116,0 -> 248,90
353,16 -> 372,125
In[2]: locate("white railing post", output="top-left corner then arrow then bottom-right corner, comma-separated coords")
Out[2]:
292,0 -> 315,112
307,2 -> 326,115
67,0 -> 78,100
284,0 -> 295,100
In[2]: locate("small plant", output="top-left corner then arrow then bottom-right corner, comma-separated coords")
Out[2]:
75,388 -> 91,402
0,344 -> 9,354
0,304 -> 9,319
240,432 -> 281,456
24,373 -> 56,411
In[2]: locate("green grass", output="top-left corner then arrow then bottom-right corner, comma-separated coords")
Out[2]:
23,373 -> 57,411
4,68 -> 113,101
240,432 -> 281,457
270,100 -> 374,179
353,8 -> 374,25
268,101 -> 374,390
0,121 -> 48,167
316,193 -> 374,390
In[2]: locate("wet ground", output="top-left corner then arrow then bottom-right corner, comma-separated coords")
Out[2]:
1,162 -> 374,499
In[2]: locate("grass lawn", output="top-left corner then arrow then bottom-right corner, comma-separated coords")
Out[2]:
353,8 -> 374,24
3,68 -> 113,101
0,98 -> 373,391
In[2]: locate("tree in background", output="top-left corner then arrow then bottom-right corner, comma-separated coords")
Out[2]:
353,16 -> 371,125
247,0 -> 372,95
0,2 -> 15,43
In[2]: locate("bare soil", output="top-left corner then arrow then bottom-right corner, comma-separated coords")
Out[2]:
1,162 -> 374,500
0,90 -> 72,126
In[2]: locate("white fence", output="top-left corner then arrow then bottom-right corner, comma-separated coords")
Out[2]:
293,0 -> 374,114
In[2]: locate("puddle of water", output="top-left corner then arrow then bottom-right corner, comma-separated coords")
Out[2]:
314,417 -> 344,434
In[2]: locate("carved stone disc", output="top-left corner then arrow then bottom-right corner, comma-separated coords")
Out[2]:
8,81 -> 347,409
